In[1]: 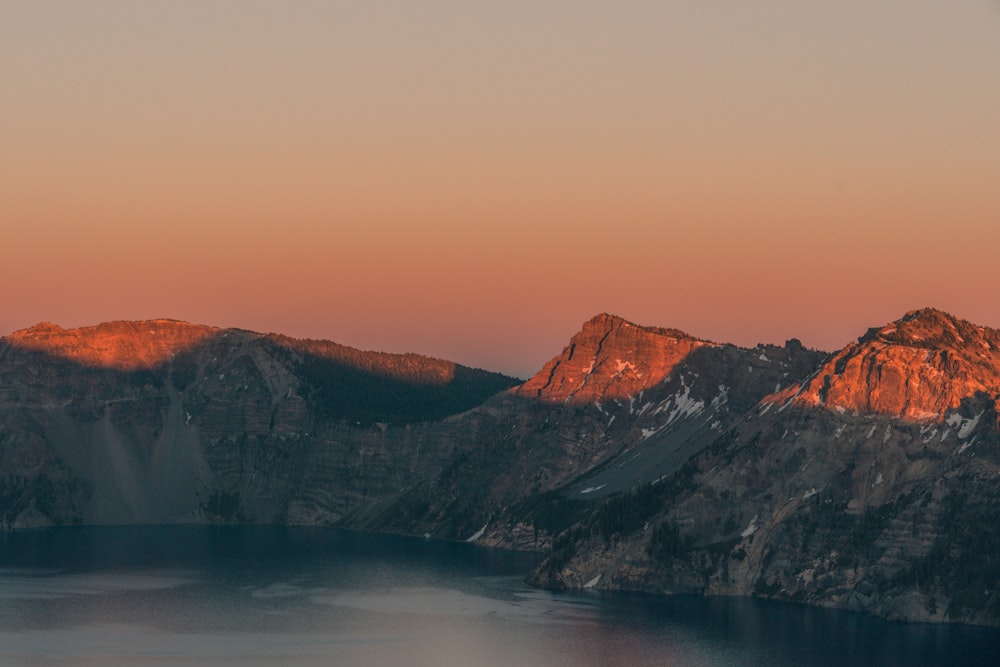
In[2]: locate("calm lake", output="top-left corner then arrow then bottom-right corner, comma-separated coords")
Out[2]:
1,526 -> 997,666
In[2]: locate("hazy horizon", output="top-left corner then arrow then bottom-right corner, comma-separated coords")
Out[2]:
4,1 -> 998,378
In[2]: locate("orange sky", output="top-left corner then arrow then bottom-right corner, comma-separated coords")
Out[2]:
3,2 -> 999,377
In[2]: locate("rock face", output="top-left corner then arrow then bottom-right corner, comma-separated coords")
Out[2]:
515,314 -> 711,403
529,310 -> 1000,627
2,309 -> 999,626
766,308 -> 1000,421
5,320 -> 219,370
0,320 -> 518,527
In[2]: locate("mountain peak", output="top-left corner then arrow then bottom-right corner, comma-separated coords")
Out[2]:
515,313 -> 711,403
766,308 -> 1000,420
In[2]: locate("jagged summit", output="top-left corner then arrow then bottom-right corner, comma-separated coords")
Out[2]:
514,313 -> 712,403
765,307 -> 1000,420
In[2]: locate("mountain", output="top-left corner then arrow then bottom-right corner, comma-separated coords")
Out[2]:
514,313 -> 713,403
528,309 -> 1000,626
766,308 -> 1000,420
1,309 -> 998,626
0,320 -> 518,528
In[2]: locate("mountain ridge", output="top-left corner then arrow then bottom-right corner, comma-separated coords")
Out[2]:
2,307 -> 999,626
764,307 -> 1000,422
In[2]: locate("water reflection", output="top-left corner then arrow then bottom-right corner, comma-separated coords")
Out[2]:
1,526 -> 997,666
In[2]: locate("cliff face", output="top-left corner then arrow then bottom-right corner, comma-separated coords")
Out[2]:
530,310 -> 1000,627
2,310 -> 999,626
0,321 -> 517,528
766,308 -> 1000,421
514,314 -> 711,404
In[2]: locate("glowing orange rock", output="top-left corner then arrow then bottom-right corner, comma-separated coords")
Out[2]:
764,308 -> 1000,421
514,313 -> 712,404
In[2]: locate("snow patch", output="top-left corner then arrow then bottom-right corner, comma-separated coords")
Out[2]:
883,425 -> 892,443
945,411 -> 983,439
740,515 -> 759,538
710,386 -> 729,410
580,484 -> 607,495
802,488 -> 818,500
466,522 -> 488,542
584,574 -> 602,589
615,359 -> 636,375
958,436 -> 977,455
660,380 -> 706,426
866,425 -> 877,439
874,472 -> 884,486
759,402 -> 773,416
960,411 -> 983,438
759,353 -> 770,362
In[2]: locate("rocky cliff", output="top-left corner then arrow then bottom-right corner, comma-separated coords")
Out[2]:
0,320 -> 518,528
514,313 -> 712,403
2,309 -> 998,626
766,308 -> 1000,420
529,310 -> 1000,626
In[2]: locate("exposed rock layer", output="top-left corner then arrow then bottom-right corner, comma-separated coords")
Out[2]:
2,309 -> 999,627
515,313 -> 711,403
766,308 -> 1000,421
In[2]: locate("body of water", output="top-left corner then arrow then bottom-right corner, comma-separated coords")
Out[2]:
1,526 -> 997,666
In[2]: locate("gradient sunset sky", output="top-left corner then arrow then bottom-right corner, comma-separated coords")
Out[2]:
3,1 -> 999,377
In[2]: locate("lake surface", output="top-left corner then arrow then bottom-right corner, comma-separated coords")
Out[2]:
1,526 -> 997,666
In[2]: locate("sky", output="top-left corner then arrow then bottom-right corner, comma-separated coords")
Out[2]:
2,1 -> 999,377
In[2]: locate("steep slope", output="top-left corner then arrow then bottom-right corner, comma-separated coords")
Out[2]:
766,308 -> 1000,420
514,313 -> 712,403
0,320 -> 518,529
369,317 -> 824,551
530,309 -> 1000,626
3,309 -> 999,626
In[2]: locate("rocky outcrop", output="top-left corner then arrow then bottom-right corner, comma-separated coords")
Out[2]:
765,308 -> 1000,421
530,310 -> 1000,627
515,313 -> 712,404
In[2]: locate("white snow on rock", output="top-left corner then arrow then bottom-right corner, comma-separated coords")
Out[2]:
654,380 -> 706,426
802,488 -> 818,500
615,359 -> 636,375
944,411 -> 982,439
741,515 -> 759,538
710,385 -> 729,410
466,522 -> 488,542
580,484 -> 607,495
584,574 -> 602,589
